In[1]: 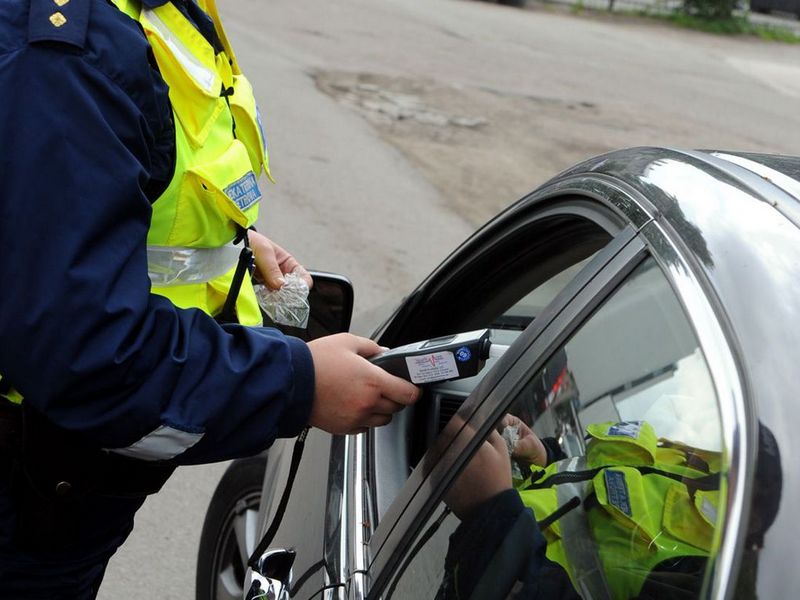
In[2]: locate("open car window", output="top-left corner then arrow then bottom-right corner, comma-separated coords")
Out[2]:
378,256 -> 725,600
370,208 -> 620,522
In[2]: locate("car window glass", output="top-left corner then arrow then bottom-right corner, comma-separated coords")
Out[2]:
380,257 -> 724,600
420,253 -> 600,446
371,217 -> 614,522
495,256 -> 593,329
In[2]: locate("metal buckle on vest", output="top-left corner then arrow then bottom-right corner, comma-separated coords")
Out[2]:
147,243 -> 242,286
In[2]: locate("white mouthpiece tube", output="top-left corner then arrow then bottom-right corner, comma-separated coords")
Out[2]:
489,343 -> 509,360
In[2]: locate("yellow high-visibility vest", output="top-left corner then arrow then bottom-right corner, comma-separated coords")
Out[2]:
113,0 -> 272,327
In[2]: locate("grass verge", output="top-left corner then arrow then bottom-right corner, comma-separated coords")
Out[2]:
641,11 -> 800,42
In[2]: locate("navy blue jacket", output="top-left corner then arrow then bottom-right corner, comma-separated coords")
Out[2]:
0,0 -> 315,464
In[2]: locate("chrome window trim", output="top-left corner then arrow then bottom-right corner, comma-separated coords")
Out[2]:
344,433 -> 370,599
638,220 -> 752,600
700,151 -> 800,228
526,173 -> 657,232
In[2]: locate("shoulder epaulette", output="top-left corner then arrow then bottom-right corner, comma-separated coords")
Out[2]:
29,0 -> 92,49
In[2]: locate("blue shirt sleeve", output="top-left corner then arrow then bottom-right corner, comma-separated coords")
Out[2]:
0,1 -> 315,465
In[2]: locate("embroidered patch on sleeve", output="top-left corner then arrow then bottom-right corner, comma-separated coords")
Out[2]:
224,172 -> 262,211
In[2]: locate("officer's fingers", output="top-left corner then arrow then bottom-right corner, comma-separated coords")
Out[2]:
250,234 -> 285,290
373,368 -> 420,406
486,430 -> 507,455
513,435 -> 538,456
514,434 -> 548,467
293,265 -> 313,289
348,335 -> 385,359
271,242 -> 313,289
500,413 -> 522,430
373,396 -> 410,415
517,419 -> 534,438
359,413 -> 393,430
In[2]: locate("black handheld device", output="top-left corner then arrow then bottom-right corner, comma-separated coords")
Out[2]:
370,329 -> 493,384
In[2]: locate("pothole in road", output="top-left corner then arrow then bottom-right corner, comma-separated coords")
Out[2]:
315,71 -> 618,225
314,70 -> 770,226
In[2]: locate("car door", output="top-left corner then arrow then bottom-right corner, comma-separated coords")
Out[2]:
244,191 -> 629,600
337,174 -> 748,599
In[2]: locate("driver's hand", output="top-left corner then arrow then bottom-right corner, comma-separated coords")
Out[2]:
307,334 -> 420,435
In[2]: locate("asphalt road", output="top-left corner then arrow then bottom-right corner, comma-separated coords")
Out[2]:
98,1 -> 800,598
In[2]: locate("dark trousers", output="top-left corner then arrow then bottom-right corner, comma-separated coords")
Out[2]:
0,459 -> 148,600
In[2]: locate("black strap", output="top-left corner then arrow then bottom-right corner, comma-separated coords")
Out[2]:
247,427 -> 309,571
537,495 -> 581,531
523,465 -> 720,492
523,467 -> 605,490
216,239 -> 254,325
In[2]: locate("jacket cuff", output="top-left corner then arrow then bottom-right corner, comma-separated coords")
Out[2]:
275,335 -> 315,438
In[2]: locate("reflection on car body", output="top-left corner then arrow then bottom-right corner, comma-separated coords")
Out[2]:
197,148 -> 799,600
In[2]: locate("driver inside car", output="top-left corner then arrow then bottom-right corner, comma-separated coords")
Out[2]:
440,418 -> 734,600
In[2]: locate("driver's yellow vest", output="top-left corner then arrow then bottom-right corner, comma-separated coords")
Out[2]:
517,422 -> 722,599
113,0 -> 271,327
1,0 -> 270,405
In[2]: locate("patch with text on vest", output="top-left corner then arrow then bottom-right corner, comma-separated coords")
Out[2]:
225,172 -> 261,210
605,469 -> 632,516
607,421 -> 643,439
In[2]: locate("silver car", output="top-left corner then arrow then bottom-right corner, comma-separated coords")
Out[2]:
196,147 -> 800,600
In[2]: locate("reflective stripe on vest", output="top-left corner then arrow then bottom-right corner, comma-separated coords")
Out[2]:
147,244 -> 241,286
112,0 -> 272,326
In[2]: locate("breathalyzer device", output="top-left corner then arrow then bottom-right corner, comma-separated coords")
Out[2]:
370,329 -> 499,385
248,328 -> 502,576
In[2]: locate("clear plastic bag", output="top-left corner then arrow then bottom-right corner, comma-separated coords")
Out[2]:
502,424 -> 523,480
255,271 -> 310,329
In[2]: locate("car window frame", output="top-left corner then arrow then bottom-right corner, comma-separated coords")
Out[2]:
361,211 -> 749,600
364,232 -> 647,599
327,189 -> 640,600
367,200 -> 627,524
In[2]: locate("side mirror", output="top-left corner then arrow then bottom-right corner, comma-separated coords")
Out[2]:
263,271 -> 354,341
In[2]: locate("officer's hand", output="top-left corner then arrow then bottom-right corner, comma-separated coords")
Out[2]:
444,431 -> 513,520
307,333 -> 420,435
501,414 -> 548,467
248,230 -> 313,290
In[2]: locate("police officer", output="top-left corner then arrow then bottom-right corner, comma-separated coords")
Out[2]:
0,0 -> 419,597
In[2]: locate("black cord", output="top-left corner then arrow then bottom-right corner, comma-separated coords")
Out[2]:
247,427 -> 310,571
